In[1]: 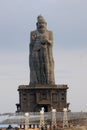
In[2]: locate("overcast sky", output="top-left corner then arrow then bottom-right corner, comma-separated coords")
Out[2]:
0,0 -> 87,113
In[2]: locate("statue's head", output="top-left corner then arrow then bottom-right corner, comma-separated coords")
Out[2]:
36,15 -> 47,32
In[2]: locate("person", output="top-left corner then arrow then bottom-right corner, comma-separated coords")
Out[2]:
29,15 -> 55,85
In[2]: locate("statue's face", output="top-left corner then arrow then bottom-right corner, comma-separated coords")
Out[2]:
37,21 -> 46,31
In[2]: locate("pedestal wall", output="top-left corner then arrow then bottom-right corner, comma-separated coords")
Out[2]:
16,84 -> 69,112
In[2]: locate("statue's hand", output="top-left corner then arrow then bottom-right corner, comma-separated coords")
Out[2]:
41,39 -> 47,45
41,42 -> 45,45
43,37 -> 51,44
44,38 -> 52,45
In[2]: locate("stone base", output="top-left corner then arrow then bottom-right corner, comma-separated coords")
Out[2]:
16,84 -> 69,112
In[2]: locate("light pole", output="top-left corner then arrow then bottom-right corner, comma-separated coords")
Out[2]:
51,109 -> 56,130
63,108 -> 69,128
25,112 -> 29,130
40,107 -> 45,130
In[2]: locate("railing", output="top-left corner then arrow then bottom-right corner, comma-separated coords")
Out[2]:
0,112 -> 87,125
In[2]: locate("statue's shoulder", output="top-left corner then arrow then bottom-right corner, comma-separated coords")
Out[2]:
30,30 -> 38,35
47,30 -> 53,35
30,30 -> 38,41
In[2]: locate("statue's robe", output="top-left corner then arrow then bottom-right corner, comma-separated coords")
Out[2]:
29,30 -> 55,85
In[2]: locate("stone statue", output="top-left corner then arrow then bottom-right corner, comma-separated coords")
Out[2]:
29,15 -> 55,85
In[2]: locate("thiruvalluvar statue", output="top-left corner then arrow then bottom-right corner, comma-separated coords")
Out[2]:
29,15 -> 55,85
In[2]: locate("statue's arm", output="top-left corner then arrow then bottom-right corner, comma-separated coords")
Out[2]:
47,31 -> 53,45
29,31 -> 35,54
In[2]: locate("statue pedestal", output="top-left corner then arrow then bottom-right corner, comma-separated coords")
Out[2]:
16,84 -> 69,112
